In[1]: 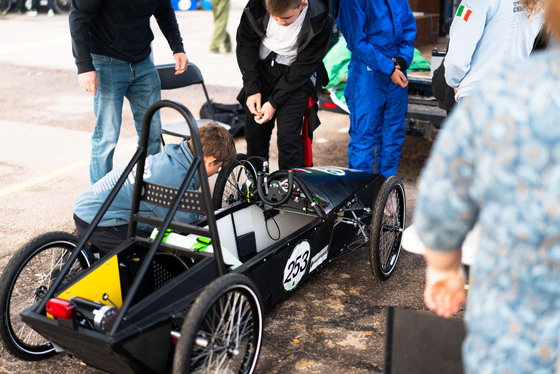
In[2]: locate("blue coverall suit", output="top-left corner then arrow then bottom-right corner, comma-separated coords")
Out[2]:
337,0 -> 416,177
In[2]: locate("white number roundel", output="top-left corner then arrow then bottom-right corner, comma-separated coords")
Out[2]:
283,241 -> 311,291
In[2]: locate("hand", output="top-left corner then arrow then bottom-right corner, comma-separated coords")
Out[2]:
254,102 -> 275,124
424,265 -> 467,318
390,69 -> 408,88
173,52 -> 188,75
79,71 -> 98,97
246,93 -> 262,116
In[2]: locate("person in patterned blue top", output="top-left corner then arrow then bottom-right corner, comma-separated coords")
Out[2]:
413,0 -> 560,372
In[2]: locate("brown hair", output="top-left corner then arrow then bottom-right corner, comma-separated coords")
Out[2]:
266,0 -> 302,16
188,123 -> 237,166
543,0 -> 560,37
520,0 -> 544,17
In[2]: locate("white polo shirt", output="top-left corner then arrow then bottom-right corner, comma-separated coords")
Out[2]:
259,5 -> 308,66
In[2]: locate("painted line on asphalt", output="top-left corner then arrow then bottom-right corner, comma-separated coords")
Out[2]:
0,37 -> 69,55
0,143 -> 137,198
0,159 -> 89,198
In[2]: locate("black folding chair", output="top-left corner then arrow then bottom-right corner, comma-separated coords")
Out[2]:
156,62 -> 230,144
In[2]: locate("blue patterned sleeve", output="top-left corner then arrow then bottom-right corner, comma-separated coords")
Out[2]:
414,98 -> 480,251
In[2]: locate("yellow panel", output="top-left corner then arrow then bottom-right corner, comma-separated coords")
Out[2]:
56,255 -> 123,307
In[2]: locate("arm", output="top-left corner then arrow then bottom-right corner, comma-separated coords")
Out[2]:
413,96 -> 480,317
154,1 -> 187,74
236,0 -> 266,118
236,0 -> 264,99
69,0 -> 103,74
444,0 -> 488,88
69,0 -> 103,96
396,1 -> 417,70
154,0 -> 185,55
424,248 -> 466,318
389,6 -> 416,89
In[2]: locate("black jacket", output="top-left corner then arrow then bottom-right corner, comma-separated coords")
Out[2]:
236,0 -> 332,109
69,0 -> 185,74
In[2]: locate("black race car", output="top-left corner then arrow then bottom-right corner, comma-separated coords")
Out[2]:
0,100 -> 405,373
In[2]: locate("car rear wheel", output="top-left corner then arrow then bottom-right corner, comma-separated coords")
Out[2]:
0,232 -> 92,360
369,176 -> 406,281
173,273 -> 263,374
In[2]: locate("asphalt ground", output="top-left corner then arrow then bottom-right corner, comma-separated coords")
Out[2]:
0,8 -> 460,374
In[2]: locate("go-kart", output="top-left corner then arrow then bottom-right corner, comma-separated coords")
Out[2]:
0,100 -> 406,373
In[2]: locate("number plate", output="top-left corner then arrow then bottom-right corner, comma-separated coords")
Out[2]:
283,241 -> 311,291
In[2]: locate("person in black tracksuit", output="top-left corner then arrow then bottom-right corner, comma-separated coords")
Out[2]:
236,0 -> 332,170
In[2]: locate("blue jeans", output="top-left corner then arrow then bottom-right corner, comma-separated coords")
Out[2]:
90,55 -> 161,184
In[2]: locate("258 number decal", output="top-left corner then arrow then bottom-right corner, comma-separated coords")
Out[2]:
283,241 -> 311,291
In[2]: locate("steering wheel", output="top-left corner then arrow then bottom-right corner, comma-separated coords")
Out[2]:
257,170 -> 294,206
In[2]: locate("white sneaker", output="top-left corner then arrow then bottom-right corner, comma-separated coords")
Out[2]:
26,10 -> 37,16
47,9 -> 55,16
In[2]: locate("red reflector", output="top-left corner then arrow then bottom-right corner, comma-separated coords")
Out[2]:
46,298 -> 75,319
172,337 -> 178,346
323,102 -> 337,109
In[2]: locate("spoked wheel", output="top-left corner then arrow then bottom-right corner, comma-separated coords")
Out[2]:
369,176 -> 406,281
0,232 -> 92,360
53,0 -> 70,13
173,273 -> 263,374
212,154 -> 258,210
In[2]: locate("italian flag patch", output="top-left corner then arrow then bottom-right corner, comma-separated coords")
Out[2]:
456,4 -> 473,22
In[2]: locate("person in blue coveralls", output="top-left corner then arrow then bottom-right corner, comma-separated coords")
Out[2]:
336,0 -> 416,178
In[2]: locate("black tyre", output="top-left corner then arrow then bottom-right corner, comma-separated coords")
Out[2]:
369,176 -> 406,281
0,0 -> 10,15
173,273 -> 263,374
0,232 -> 92,361
53,0 -> 70,13
212,154 -> 258,210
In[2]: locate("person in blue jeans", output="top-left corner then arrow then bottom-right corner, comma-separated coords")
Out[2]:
337,0 -> 416,178
69,0 -> 188,184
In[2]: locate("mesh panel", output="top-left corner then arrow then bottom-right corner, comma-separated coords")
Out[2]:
143,182 -> 205,214
151,254 -> 188,290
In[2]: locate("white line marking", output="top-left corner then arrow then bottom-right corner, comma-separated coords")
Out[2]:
0,143 -> 137,198
0,38 -> 69,55
0,159 -> 89,198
